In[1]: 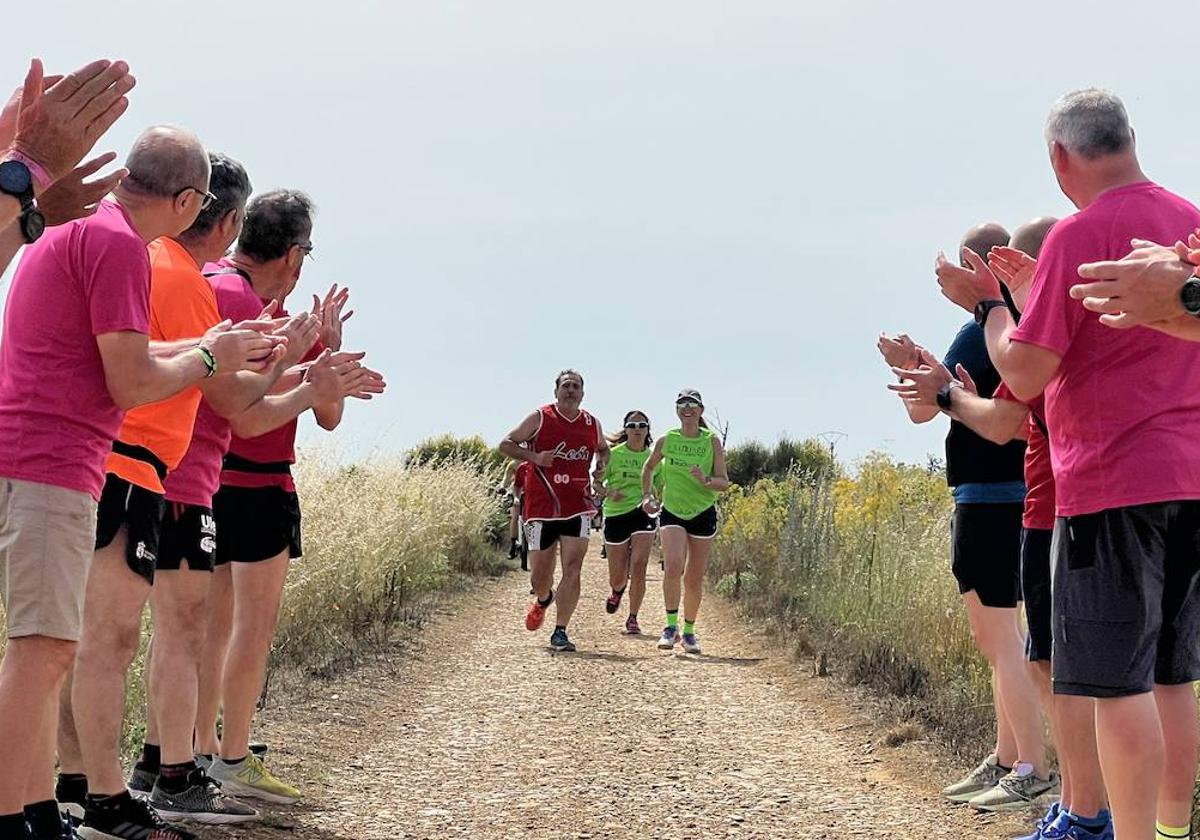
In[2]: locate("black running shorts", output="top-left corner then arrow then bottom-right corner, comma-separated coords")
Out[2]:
1052,502 -> 1200,698
1021,527 -> 1053,663
157,502 -> 217,573
603,508 -> 658,546
659,505 -> 718,539
212,485 -> 302,565
95,474 -> 167,585
524,515 -> 590,552
950,502 -> 1023,608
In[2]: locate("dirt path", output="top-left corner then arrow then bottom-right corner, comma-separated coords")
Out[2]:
209,538 -> 1028,839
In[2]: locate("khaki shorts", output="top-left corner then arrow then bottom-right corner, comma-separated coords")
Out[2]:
0,478 -> 97,641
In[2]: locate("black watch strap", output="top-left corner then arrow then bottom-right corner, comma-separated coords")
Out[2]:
0,160 -> 45,244
936,382 -> 957,411
974,299 -> 1007,327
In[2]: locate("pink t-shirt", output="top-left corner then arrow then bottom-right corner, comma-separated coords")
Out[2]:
163,263 -> 263,506
0,200 -> 150,499
1012,181 -> 1200,516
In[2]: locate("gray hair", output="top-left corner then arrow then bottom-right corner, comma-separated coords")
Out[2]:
121,125 -> 210,198
1044,89 -> 1133,160
179,152 -> 252,241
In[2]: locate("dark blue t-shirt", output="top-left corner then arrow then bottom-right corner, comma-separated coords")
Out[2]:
942,320 -> 1026,495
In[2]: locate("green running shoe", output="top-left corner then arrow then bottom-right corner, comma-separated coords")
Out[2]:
208,754 -> 301,805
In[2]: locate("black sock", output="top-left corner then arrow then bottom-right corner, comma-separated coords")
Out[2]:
0,813 -> 29,839
222,755 -> 248,767
554,625 -> 567,633
537,590 -> 554,608
23,800 -> 61,839
157,761 -> 197,794
85,790 -> 132,813
612,585 -> 626,596
138,742 -> 161,773
55,773 -> 87,805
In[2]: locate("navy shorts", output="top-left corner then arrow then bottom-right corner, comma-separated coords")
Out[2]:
1021,527 -> 1053,663
950,503 -> 1023,608
1052,502 -> 1200,698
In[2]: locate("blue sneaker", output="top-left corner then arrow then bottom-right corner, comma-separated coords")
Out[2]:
549,627 -> 575,652
681,633 -> 702,654
657,627 -> 679,649
1060,817 -> 1113,840
1016,802 -> 1060,840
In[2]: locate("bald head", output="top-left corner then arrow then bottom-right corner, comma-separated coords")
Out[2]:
960,222 -> 1010,258
121,125 -> 209,199
1010,217 -> 1058,260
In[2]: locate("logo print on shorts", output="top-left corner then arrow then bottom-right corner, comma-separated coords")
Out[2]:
200,536 -> 216,554
134,541 -> 157,564
200,514 -> 216,536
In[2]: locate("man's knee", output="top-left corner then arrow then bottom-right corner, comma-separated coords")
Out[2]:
5,635 -> 78,678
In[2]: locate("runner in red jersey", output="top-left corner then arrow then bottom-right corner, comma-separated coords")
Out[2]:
500,370 -> 609,651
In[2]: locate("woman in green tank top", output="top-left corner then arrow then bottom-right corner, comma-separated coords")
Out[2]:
640,389 -> 730,655
599,410 -> 661,635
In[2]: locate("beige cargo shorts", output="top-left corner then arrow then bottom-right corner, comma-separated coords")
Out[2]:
0,477 -> 97,641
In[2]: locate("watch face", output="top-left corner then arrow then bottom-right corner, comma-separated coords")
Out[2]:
21,209 -> 45,243
0,160 -> 32,196
1184,280 -> 1200,314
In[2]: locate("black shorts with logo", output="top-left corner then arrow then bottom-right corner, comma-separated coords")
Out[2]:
603,507 -> 658,546
950,502 -> 1023,608
95,474 -> 167,586
659,505 -> 718,539
1021,527 -> 1053,663
157,502 -> 217,572
212,485 -> 302,565
1052,501 -> 1200,698
524,515 -> 590,552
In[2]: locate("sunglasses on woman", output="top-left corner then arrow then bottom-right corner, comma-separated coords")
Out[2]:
624,421 -> 649,430
676,400 -> 701,410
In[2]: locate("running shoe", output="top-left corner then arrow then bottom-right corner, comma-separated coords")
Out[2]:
249,742 -> 269,757
941,753 -> 1007,803
150,768 -> 259,825
207,754 -> 301,805
79,793 -> 198,840
549,627 -> 576,652
194,755 -> 213,772
1015,801 -> 1060,840
605,589 -> 623,615
625,615 -> 641,635
969,766 -> 1058,812
525,601 -> 547,631
1059,819 -> 1113,840
681,633 -> 702,654
126,764 -> 156,799
657,627 -> 679,649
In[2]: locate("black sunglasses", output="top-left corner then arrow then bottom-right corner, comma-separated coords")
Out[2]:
624,421 -> 649,430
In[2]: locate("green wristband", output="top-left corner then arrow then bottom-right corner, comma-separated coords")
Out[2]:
197,346 -> 217,378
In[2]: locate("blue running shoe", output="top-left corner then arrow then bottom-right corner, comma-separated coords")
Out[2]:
1061,817 -> 1113,840
1015,801 -> 1060,840
657,627 -> 679,650
681,633 -> 702,654
549,627 -> 576,652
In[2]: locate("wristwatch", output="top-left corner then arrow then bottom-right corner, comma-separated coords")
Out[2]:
935,381 -> 959,411
974,299 -> 1007,328
0,160 -> 45,244
1181,276 -> 1200,317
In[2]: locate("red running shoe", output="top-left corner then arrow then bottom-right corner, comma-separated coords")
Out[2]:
526,598 -> 549,631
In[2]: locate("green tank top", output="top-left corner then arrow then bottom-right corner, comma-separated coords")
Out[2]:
603,442 -> 658,518
661,427 -> 720,519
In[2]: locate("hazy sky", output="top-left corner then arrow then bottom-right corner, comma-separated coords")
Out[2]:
7,1 -> 1200,467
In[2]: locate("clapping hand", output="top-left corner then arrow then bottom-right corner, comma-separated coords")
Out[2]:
935,248 -> 1002,313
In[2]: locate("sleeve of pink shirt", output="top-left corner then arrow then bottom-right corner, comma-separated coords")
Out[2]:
85,227 -> 152,336
1009,224 -> 1088,359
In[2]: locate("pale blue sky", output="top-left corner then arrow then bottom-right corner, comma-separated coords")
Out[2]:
7,1 -> 1200,466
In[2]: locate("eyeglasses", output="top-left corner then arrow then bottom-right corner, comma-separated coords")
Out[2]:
676,400 -> 701,410
174,186 -> 218,210
624,421 -> 649,430
293,241 -> 315,260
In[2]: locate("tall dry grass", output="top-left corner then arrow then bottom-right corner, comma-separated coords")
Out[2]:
710,452 -> 993,755
0,451 -> 506,760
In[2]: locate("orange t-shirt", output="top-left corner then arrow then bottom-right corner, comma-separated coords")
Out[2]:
105,237 -> 221,492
